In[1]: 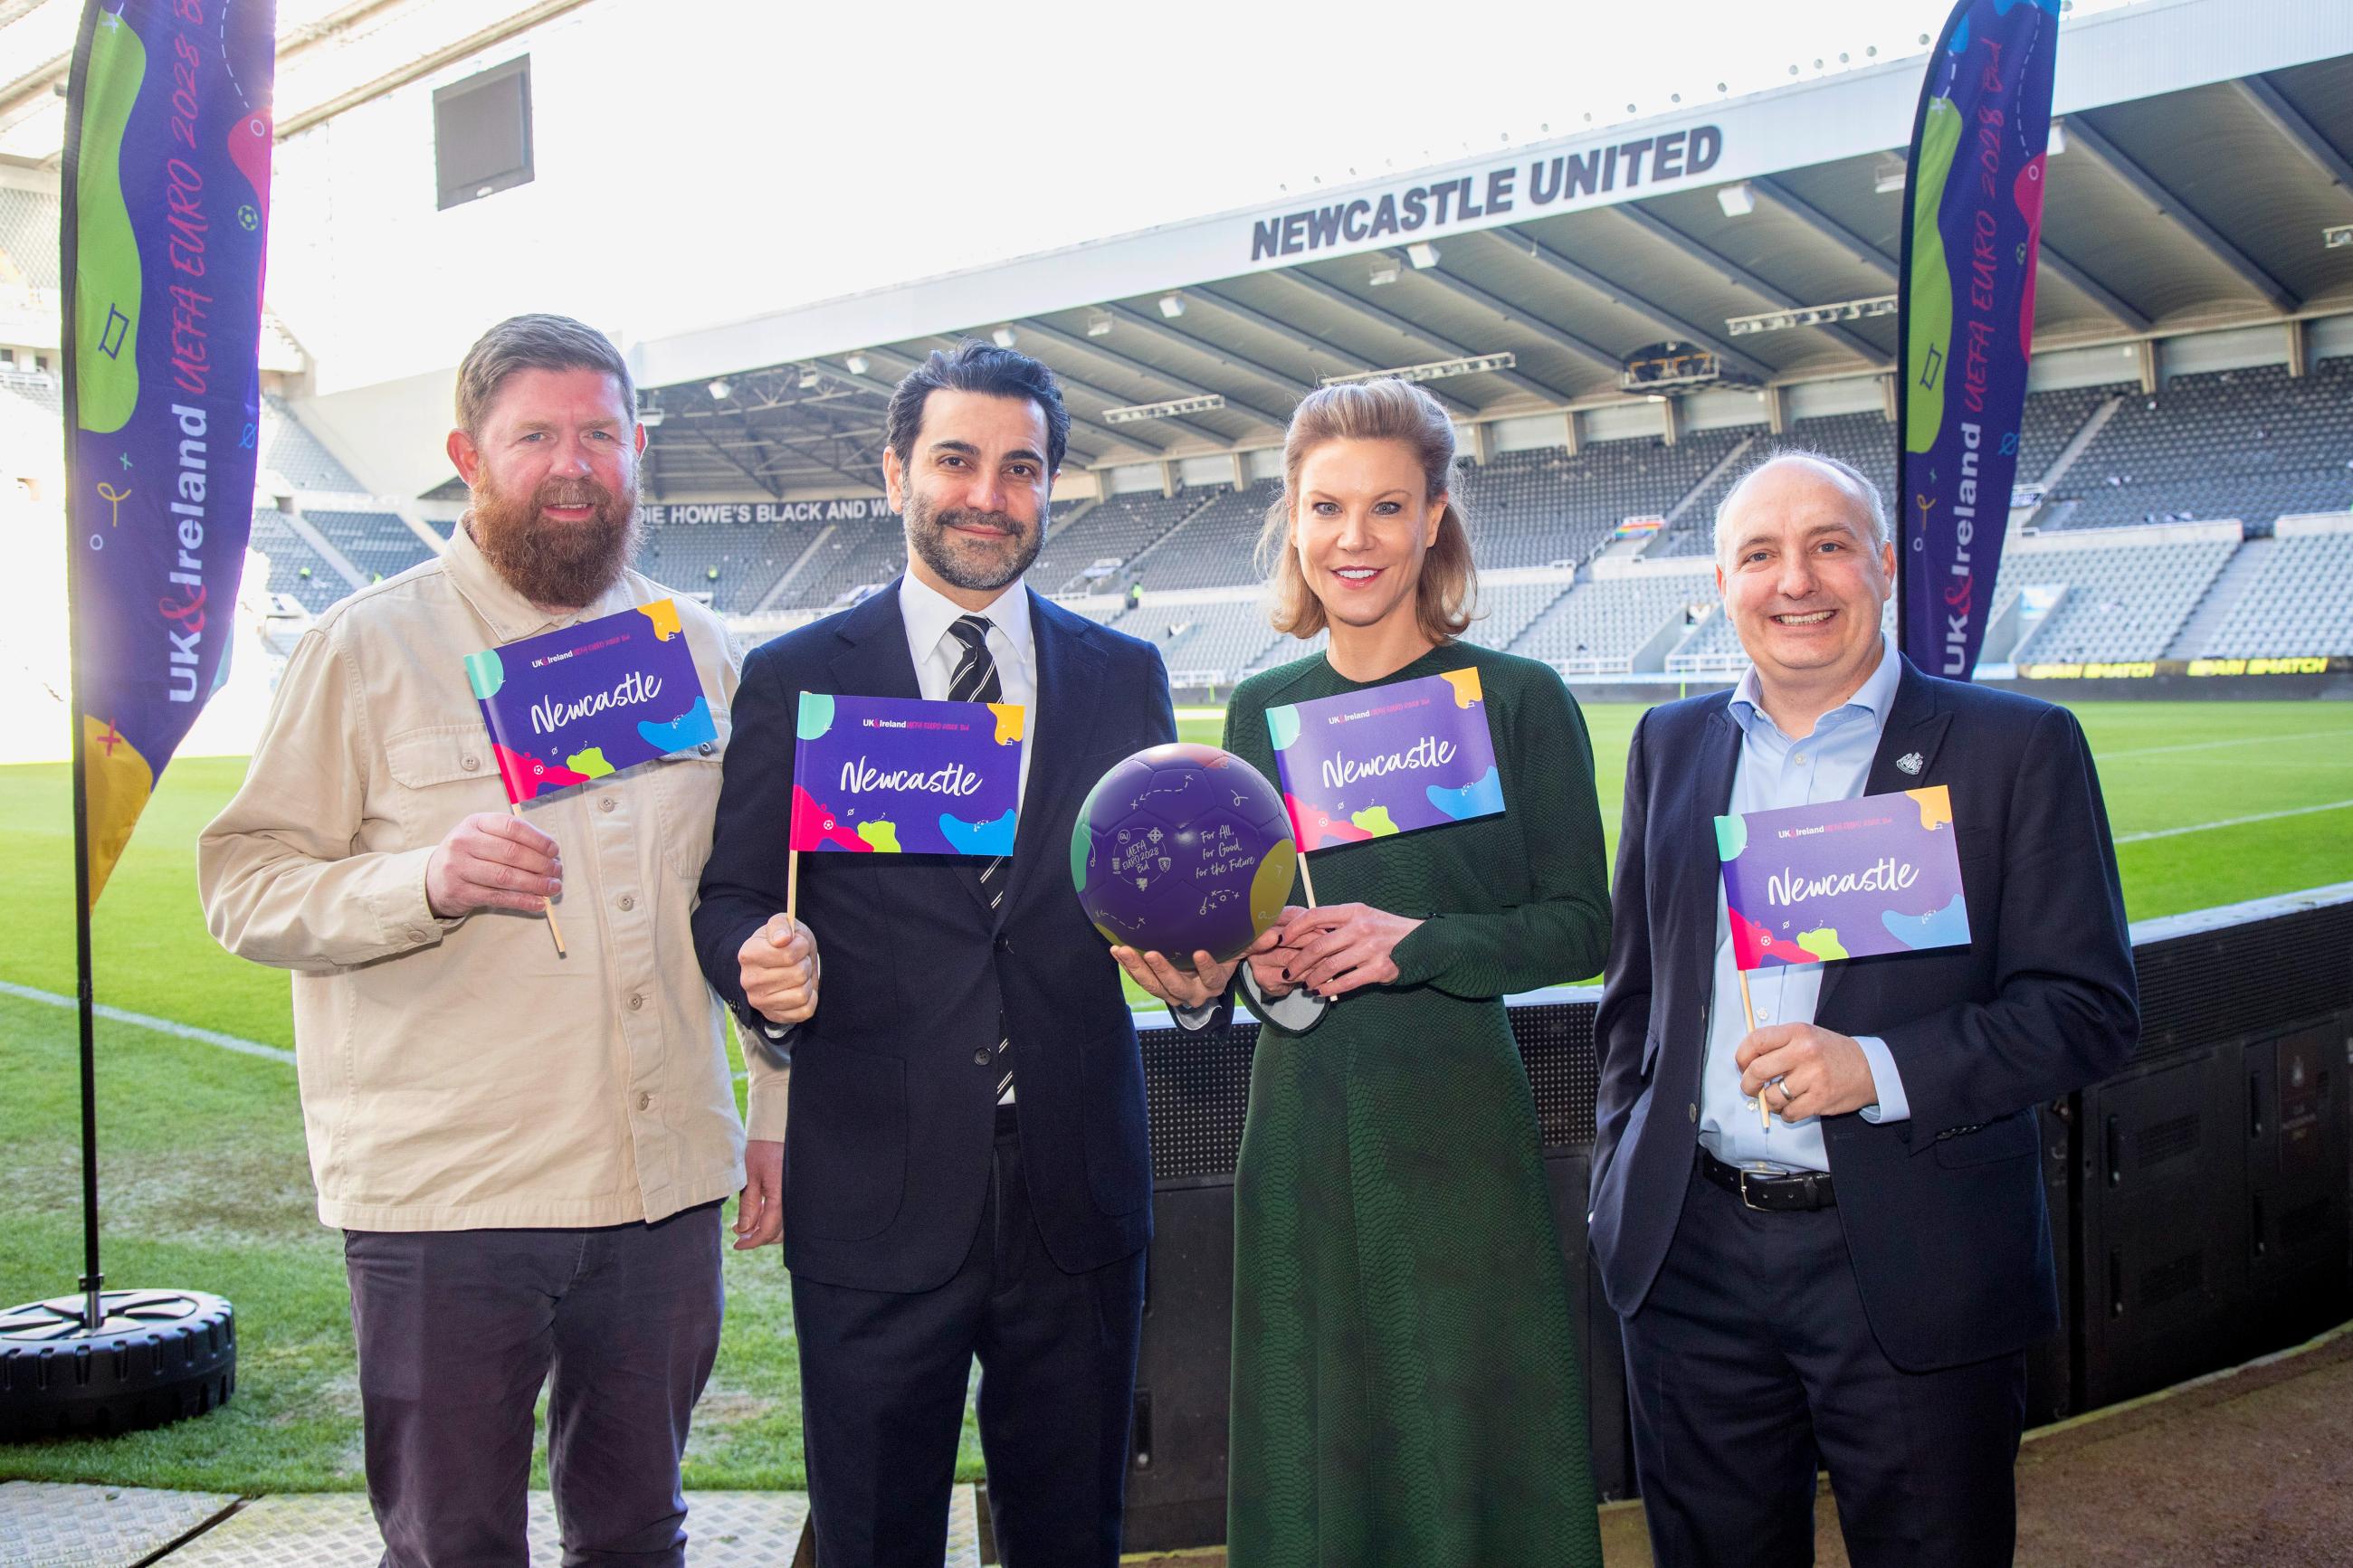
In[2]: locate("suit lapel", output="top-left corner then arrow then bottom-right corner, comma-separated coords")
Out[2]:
1682,699 -> 1744,1003
1818,658 -> 1951,1016
1002,594 -> 1106,921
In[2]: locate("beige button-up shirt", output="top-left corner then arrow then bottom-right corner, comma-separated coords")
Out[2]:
198,524 -> 782,1231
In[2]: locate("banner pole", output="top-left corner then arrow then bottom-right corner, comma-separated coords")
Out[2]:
67,501 -> 105,1337
511,803 -> 567,956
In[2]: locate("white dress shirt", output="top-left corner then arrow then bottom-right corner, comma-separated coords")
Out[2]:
898,572 -> 1038,809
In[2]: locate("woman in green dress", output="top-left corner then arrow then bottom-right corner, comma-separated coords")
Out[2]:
1116,378 -> 1610,1566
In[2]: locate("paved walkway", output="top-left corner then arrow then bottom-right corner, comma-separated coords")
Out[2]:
6,1325 -> 2347,1566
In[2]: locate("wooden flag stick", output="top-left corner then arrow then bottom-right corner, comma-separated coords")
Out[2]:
1739,967 -> 1769,1130
785,846 -> 801,929
1295,849 -> 1319,910
513,802 -> 567,958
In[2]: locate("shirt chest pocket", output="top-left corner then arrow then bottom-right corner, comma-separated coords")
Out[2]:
382,725 -> 511,843
649,712 -> 731,878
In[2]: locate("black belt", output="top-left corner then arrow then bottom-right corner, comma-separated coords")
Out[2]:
1698,1147 -> 1835,1212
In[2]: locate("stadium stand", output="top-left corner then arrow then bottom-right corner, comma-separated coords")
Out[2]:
248,508 -> 351,615
307,508 -> 433,584
639,514 -> 808,613
2195,515 -> 2353,658
1123,482 -> 1280,592
778,514 -> 907,609
1511,562 -> 1719,675
258,393 -> 363,492
2044,360 -> 2353,530
1114,598 -> 1288,686
0,187 -> 62,291
1028,490 -> 1202,593
1999,524 -> 2239,664
1462,430 -> 1750,571
2016,382 -> 2130,484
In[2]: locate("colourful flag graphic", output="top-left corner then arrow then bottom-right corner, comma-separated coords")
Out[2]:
1896,0 -> 2062,680
791,692 -> 1025,856
462,600 -> 716,803
63,0 -> 279,903
1265,668 -> 1503,851
1716,786 -> 1972,971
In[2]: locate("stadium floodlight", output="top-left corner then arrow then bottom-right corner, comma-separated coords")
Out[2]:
1725,294 -> 1899,335
1406,242 -> 1441,270
1321,352 -> 1518,388
1873,158 -> 1907,195
2047,119 -> 2067,157
2327,223 -> 2353,251
1717,181 -> 1756,217
844,353 -> 871,375
1104,394 -> 1226,423
1368,262 -> 1402,287
1158,293 -> 1186,319
798,366 -> 822,389
1086,310 -> 1114,337
636,400 -> 665,428
707,377 -> 732,400
992,325 -> 1019,349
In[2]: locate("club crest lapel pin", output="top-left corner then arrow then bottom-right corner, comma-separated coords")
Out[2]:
1896,752 -> 1925,776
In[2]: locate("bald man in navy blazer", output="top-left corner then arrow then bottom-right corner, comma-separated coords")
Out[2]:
1591,452 -> 2138,1567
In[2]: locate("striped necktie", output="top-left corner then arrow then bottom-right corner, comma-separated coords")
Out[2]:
946,613 -> 1015,1102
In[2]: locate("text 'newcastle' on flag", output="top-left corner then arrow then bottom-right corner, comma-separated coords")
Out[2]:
63,0 -> 280,903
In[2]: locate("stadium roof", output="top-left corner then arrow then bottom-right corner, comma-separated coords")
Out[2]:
624,0 -> 2353,499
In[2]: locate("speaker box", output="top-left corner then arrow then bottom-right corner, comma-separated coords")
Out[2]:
2243,1015 -> 2351,1347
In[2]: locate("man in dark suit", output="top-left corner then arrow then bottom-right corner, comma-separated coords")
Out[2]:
1591,451 -> 2138,1567
693,343 -> 1176,1567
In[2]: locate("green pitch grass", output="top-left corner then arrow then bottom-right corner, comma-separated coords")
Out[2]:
2,700 -> 2348,1490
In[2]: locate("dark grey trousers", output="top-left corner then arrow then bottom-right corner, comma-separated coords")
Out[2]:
342,1201 -> 725,1568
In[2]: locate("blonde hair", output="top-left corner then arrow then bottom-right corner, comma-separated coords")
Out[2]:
1253,378 -> 1476,642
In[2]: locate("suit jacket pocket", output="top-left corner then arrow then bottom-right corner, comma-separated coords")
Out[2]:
787,1041 -> 907,1240
1932,1108 -> 2039,1169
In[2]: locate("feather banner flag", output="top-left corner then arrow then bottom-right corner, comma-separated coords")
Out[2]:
1896,0 -> 2061,681
62,0 -> 279,904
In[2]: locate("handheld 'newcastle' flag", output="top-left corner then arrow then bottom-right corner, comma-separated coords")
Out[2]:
462,600 -> 717,803
63,0 -> 279,904
1896,0 -> 2061,680
1716,786 -> 1972,972
1266,669 -> 1502,851
791,693 -> 1024,856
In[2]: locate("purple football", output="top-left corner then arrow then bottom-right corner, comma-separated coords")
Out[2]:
1071,743 -> 1298,973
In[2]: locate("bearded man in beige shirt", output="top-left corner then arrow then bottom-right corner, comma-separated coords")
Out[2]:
198,314 -> 808,1567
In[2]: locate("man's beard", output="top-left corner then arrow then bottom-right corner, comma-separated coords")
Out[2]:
904,489 -> 1044,594
468,470 -> 641,610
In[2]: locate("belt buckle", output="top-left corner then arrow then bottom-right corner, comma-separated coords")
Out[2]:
1738,1168 -> 1774,1212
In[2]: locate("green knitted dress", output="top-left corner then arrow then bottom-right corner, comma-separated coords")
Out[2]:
1221,641 -> 1610,1568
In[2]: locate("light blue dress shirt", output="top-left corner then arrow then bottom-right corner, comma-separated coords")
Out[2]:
1700,632 -> 1910,1173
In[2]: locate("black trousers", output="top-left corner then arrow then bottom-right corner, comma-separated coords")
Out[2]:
342,1202 -> 725,1568
1620,1163 -> 2026,1568
791,1107 -> 1147,1568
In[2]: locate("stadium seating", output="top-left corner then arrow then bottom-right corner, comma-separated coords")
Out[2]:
1510,564 -> 1719,674
258,394 -> 363,492
1112,598 -> 1288,686
2196,517 -> 2353,657
2000,528 -> 2238,663
248,508 -> 352,615
2045,359 -> 2353,530
759,515 -> 903,611
2016,382 -> 2130,484
1125,483 -> 1281,593
1461,430 -> 1749,571
1027,491 -> 1201,593
0,187 -> 62,292
306,509 -> 434,584
639,514 -> 811,613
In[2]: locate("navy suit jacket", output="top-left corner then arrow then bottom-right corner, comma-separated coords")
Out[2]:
692,580 -> 1177,1293
1590,658 -> 2139,1371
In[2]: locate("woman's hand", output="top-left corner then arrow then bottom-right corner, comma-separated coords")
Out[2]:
1244,907 -> 1311,1000
1282,903 -> 1424,999
1112,946 -> 1239,1011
